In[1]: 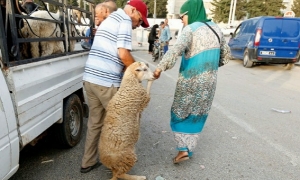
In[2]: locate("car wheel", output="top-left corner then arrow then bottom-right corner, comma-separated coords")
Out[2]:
54,94 -> 83,148
243,49 -> 253,68
153,56 -> 157,62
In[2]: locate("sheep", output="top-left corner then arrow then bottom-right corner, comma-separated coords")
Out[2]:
75,17 -> 90,36
99,62 -> 155,180
20,9 -> 80,58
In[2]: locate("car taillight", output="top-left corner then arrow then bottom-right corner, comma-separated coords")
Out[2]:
254,29 -> 262,46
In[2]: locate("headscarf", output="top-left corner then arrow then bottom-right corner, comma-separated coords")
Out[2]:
150,24 -> 159,39
180,0 -> 209,25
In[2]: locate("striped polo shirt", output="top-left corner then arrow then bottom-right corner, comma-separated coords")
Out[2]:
83,8 -> 132,87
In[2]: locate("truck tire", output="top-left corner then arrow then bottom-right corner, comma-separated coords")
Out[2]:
55,94 -> 83,148
243,49 -> 253,68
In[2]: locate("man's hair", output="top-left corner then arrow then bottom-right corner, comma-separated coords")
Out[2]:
103,0 -> 117,13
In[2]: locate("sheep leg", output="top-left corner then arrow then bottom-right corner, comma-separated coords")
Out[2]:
40,41 -> 53,57
30,42 -> 40,58
118,174 -> 146,180
146,80 -> 153,95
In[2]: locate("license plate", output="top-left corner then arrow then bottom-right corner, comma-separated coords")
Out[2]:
260,51 -> 276,56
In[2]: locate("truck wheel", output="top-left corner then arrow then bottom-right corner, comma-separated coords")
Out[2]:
243,49 -> 253,68
55,94 -> 83,148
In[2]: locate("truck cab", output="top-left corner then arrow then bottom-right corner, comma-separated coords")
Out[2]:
0,0 -> 94,179
0,72 -> 19,180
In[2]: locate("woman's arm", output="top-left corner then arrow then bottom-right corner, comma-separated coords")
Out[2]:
157,25 -> 192,71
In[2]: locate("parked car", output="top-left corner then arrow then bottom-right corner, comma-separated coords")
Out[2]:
221,25 -> 237,36
228,16 -> 300,68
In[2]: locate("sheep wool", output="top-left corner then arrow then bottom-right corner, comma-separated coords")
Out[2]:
20,10 -> 79,58
99,62 -> 154,180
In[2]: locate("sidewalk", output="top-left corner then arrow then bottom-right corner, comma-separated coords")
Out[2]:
132,29 -> 176,51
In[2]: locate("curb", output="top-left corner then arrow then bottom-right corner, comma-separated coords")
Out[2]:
132,45 -> 174,52
132,49 -> 148,51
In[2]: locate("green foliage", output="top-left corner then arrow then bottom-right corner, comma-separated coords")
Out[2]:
94,0 -> 102,4
115,0 -> 168,18
144,0 -> 168,18
79,0 -> 84,8
211,0 -> 286,23
66,0 -> 79,6
211,0 -> 247,23
291,0 -> 300,17
246,0 -> 285,18
115,0 -> 127,8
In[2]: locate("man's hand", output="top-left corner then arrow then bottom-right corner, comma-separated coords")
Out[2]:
92,28 -> 97,36
153,68 -> 162,79
118,48 -> 135,68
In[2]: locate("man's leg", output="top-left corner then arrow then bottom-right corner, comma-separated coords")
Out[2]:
164,44 -> 168,54
81,82 -> 118,170
81,82 -> 104,169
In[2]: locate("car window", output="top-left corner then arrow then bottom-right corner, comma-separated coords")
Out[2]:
262,19 -> 282,37
234,24 -> 242,37
281,20 -> 299,38
243,19 -> 258,33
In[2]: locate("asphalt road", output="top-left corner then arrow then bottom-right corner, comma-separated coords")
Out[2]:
10,51 -> 300,180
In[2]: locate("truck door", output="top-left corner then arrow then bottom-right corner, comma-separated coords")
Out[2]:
0,71 -> 19,180
0,90 -> 11,179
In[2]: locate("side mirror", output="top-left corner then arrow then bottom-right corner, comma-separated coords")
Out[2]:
229,32 -> 234,39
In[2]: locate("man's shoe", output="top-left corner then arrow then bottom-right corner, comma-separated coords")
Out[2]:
80,162 -> 102,173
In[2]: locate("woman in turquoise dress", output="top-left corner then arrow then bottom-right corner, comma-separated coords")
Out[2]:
153,0 -> 230,164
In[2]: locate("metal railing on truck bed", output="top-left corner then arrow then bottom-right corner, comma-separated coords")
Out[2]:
0,0 -> 95,67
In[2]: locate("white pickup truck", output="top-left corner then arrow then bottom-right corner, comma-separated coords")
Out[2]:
0,0 -> 93,179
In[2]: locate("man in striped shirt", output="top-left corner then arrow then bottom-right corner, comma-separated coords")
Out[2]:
81,0 -> 149,173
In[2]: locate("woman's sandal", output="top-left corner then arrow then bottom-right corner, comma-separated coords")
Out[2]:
173,155 -> 190,164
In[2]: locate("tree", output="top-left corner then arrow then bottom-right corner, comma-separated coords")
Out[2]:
211,0 -> 247,23
291,0 -> 300,17
66,0 -> 79,6
144,0 -> 168,18
115,0 -> 168,18
79,0 -> 84,8
246,0 -> 286,18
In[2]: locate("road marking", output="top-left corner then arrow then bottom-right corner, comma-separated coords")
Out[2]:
134,53 -> 299,167
213,102 -> 298,166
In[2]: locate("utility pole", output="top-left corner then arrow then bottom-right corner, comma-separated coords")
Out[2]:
154,0 -> 156,24
231,0 -> 237,26
228,0 -> 233,26
228,0 -> 237,26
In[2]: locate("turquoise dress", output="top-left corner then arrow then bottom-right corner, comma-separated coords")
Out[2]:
157,21 -> 228,156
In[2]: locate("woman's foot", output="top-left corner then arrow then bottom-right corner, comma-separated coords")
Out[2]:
173,151 -> 189,164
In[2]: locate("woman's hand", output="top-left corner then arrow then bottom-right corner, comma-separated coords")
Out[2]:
153,68 -> 162,79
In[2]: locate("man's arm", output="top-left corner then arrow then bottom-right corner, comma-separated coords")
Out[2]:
118,48 -> 135,69
166,27 -> 171,42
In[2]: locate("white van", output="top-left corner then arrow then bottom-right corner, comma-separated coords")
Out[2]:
0,0 -> 94,179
